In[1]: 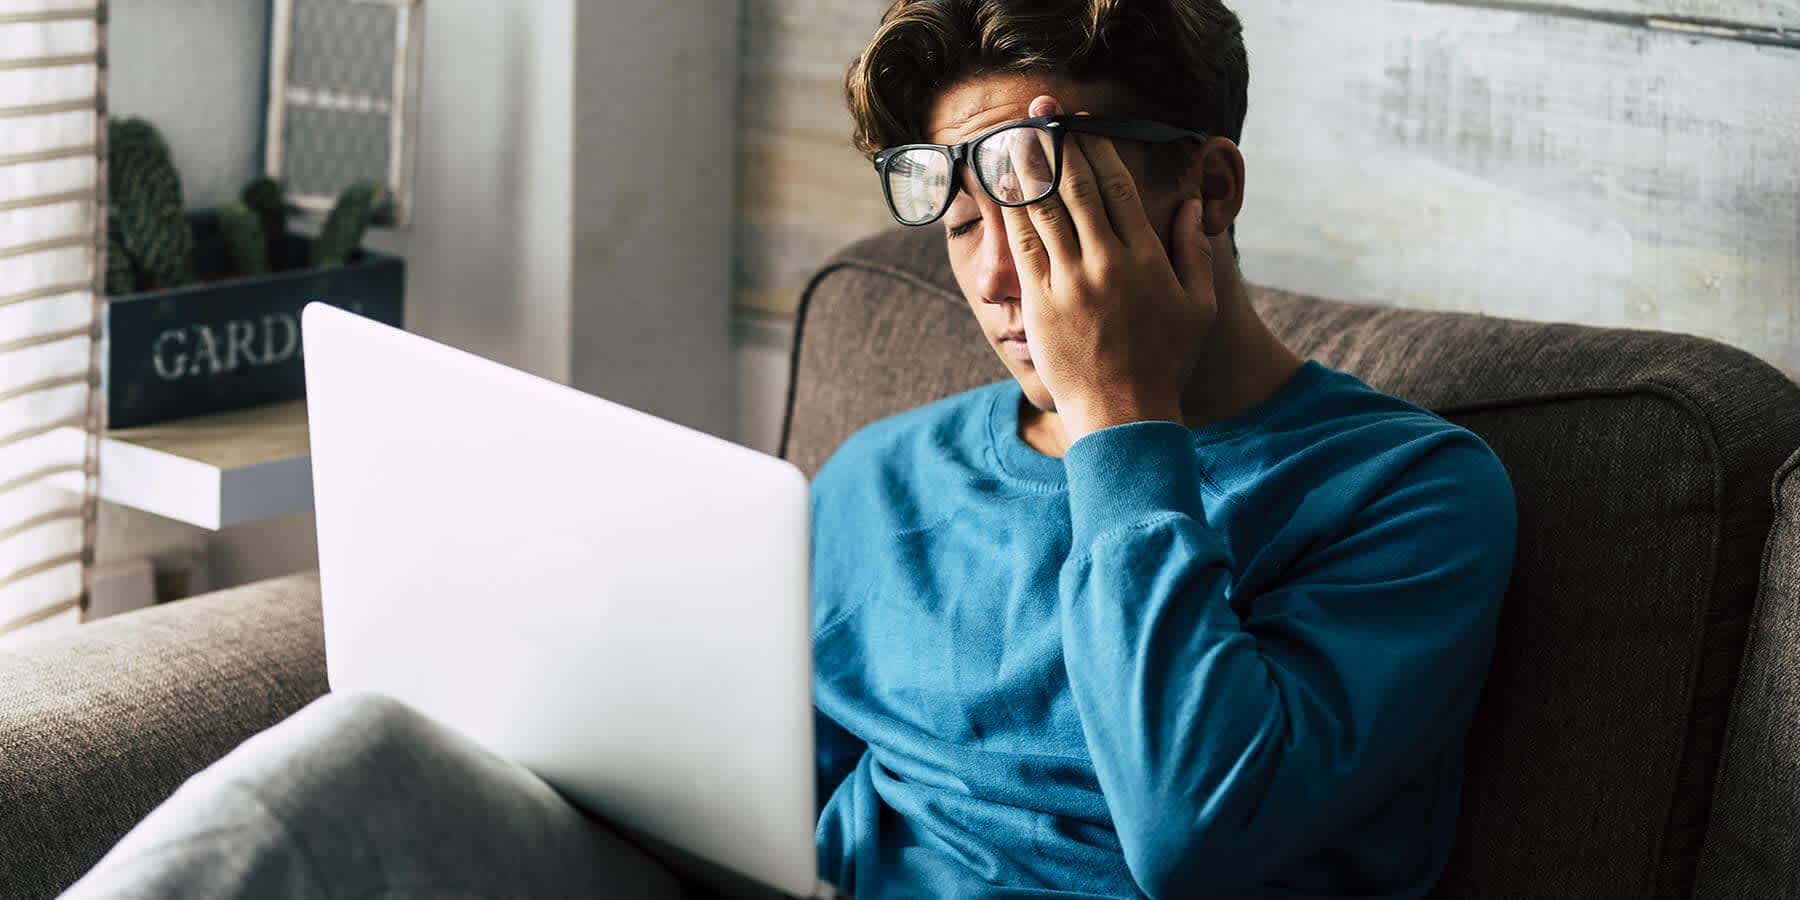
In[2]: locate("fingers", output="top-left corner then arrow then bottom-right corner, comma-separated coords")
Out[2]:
992,96 -> 1063,288
1075,129 -> 1156,246
995,96 -> 1075,264
1004,130 -> 1078,264
999,195 -> 1052,289
1169,196 -> 1215,295
1052,123 -> 1119,250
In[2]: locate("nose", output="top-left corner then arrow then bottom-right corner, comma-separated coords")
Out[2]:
974,217 -> 1021,306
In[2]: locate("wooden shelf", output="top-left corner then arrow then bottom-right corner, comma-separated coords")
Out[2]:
51,401 -> 313,531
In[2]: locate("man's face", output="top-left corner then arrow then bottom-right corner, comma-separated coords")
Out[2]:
925,72 -> 1199,413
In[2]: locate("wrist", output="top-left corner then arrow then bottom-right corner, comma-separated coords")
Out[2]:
1060,390 -> 1184,442
1063,419 -> 1207,546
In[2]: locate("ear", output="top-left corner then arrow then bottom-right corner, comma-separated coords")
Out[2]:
1196,137 -> 1245,238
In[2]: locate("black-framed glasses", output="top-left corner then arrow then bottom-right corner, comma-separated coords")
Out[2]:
871,114 -> 1209,227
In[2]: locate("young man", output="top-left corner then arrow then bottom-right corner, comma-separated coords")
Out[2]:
65,1 -> 1514,898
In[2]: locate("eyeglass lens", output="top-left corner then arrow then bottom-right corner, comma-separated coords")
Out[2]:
883,124 -> 1059,225
975,126 -> 1057,205
885,148 -> 953,225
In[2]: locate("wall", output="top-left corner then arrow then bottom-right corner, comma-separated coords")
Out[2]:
107,0 -> 267,210
567,0 -> 737,439
1235,0 -> 1800,372
735,1 -> 890,317
359,0 -> 578,385
730,0 -> 1800,392
357,0 -> 737,437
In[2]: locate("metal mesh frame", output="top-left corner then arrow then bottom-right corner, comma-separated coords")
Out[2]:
265,0 -> 422,225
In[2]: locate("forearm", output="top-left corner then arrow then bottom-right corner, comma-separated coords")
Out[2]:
1058,422 -> 1297,891
1056,423 -> 1503,896
1060,516 -> 1332,894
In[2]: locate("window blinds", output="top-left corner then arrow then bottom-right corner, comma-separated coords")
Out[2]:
0,0 -> 103,638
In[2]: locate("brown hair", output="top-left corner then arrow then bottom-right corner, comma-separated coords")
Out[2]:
846,0 -> 1249,156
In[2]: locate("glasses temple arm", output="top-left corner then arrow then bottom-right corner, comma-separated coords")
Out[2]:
1056,117 -> 1209,144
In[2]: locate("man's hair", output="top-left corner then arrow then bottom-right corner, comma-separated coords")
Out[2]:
846,0 -> 1249,157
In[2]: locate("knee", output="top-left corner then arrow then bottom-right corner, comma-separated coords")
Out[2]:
296,691 -> 435,753
279,691 -> 448,777
198,692 -> 441,799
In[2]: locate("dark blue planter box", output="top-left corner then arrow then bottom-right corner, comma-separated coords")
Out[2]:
105,214 -> 404,429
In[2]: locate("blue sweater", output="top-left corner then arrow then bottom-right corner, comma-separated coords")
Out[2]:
808,361 -> 1516,899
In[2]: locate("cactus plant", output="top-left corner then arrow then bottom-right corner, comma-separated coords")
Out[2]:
216,201 -> 268,277
107,117 -> 191,291
312,178 -> 386,269
240,175 -> 290,269
102,118 -> 398,292
105,216 -> 137,296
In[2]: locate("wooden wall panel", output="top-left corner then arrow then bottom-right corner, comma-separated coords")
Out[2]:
733,0 -> 1800,378
735,0 -> 891,316
1236,0 -> 1800,376
1447,0 -> 1799,30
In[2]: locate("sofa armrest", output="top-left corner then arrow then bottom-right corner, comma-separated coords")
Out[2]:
0,572 -> 327,900
1697,449 -> 1800,898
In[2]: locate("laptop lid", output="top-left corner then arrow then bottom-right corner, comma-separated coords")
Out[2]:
302,303 -> 818,896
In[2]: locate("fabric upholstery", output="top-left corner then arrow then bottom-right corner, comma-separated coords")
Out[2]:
0,572 -> 328,900
781,227 -> 1800,898
1696,449 -> 1800,898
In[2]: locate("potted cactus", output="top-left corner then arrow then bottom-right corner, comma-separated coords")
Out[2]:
104,117 -> 405,428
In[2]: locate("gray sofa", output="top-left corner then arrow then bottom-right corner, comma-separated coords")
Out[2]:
5,227 -> 1799,898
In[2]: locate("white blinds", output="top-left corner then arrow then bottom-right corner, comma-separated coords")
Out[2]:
0,0 -> 102,637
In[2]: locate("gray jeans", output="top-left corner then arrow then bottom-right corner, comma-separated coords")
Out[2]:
61,692 -> 687,899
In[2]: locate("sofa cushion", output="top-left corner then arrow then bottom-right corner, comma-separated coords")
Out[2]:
781,227 -> 1800,898
0,572 -> 327,900
1696,448 -> 1800,898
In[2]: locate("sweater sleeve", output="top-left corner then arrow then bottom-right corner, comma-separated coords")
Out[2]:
1057,421 -> 1515,898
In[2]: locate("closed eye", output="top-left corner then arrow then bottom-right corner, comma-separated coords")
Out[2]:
946,219 -> 980,240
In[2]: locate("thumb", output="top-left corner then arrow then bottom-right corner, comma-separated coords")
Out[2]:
1170,196 -> 1214,295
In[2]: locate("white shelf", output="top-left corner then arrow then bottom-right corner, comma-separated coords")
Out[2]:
51,401 -> 313,531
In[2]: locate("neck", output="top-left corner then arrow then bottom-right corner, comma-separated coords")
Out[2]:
1175,270 -> 1305,428
1022,270 -> 1303,457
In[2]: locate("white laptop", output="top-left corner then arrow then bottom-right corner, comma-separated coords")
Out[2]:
301,302 -> 825,898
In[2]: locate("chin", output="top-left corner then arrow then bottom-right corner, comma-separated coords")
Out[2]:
1010,368 -> 1055,412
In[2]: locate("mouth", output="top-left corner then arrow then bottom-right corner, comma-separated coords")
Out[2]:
997,330 -> 1032,364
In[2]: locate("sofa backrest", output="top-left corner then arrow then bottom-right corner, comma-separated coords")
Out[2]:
1696,448 -> 1800,897
780,227 -> 1800,898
